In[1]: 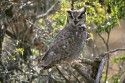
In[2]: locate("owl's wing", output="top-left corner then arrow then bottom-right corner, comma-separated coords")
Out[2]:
41,28 -> 71,68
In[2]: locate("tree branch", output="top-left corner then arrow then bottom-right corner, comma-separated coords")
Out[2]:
100,48 -> 125,58
56,66 -> 71,83
36,1 -> 60,20
95,58 -> 105,83
73,65 -> 95,83
80,58 -> 93,65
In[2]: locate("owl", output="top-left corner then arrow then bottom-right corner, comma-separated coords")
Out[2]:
40,7 -> 88,69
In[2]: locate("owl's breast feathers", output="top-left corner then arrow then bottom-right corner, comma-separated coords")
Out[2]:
40,25 -> 88,69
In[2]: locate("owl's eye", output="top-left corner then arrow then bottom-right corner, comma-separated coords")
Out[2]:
78,15 -> 83,19
78,14 -> 84,19
68,14 -> 73,19
67,10 -> 73,19
78,8 -> 86,19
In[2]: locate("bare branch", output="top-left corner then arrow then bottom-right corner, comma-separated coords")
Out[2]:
99,48 -> 125,82
56,66 -> 71,83
36,1 -> 59,20
98,33 -> 107,46
73,65 -> 95,83
100,48 -> 125,58
80,58 -> 93,65
71,72 -> 81,83
95,58 -> 105,83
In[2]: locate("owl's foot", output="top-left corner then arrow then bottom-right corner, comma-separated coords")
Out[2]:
71,60 -> 82,67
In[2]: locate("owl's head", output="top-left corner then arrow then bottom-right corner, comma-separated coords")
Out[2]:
67,7 -> 86,28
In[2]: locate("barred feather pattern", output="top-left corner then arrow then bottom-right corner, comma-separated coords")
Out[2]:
40,7 -> 88,69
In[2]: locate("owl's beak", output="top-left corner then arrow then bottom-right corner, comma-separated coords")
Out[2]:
74,20 -> 79,25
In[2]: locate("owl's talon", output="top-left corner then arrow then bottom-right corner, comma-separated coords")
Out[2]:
71,60 -> 82,67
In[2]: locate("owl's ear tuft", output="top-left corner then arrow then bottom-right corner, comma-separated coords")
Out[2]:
78,7 -> 86,19
66,9 -> 73,19
66,9 -> 72,14
80,7 -> 86,15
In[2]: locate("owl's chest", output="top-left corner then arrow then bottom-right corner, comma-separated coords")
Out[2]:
73,31 -> 84,39
61,30 -> 86,61
71,29 -> 86,42
54,27 -> 87,51
62,30 -> 86,50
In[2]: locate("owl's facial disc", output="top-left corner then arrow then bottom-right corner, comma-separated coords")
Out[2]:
67,7 -> 86,27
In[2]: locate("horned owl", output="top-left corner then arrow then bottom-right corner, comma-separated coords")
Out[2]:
40,7 -> 87,69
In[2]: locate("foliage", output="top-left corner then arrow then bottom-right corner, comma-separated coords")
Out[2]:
0,0 -> 125,83
112,74 -> 120,83
112,55 -> 125,63
85,0 -> 121,33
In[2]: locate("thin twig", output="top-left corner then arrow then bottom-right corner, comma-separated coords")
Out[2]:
100,48 -> 125,58
56,66 -> 71,83
98,32 -> 110,83
68,68 -> 81,83
71,72 -> 81,83
104,32 -> 110,83
98,33 -> 107,46
36,1 -> 59,20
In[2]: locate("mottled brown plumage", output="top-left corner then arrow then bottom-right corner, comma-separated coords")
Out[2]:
40,7 -> 88,69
